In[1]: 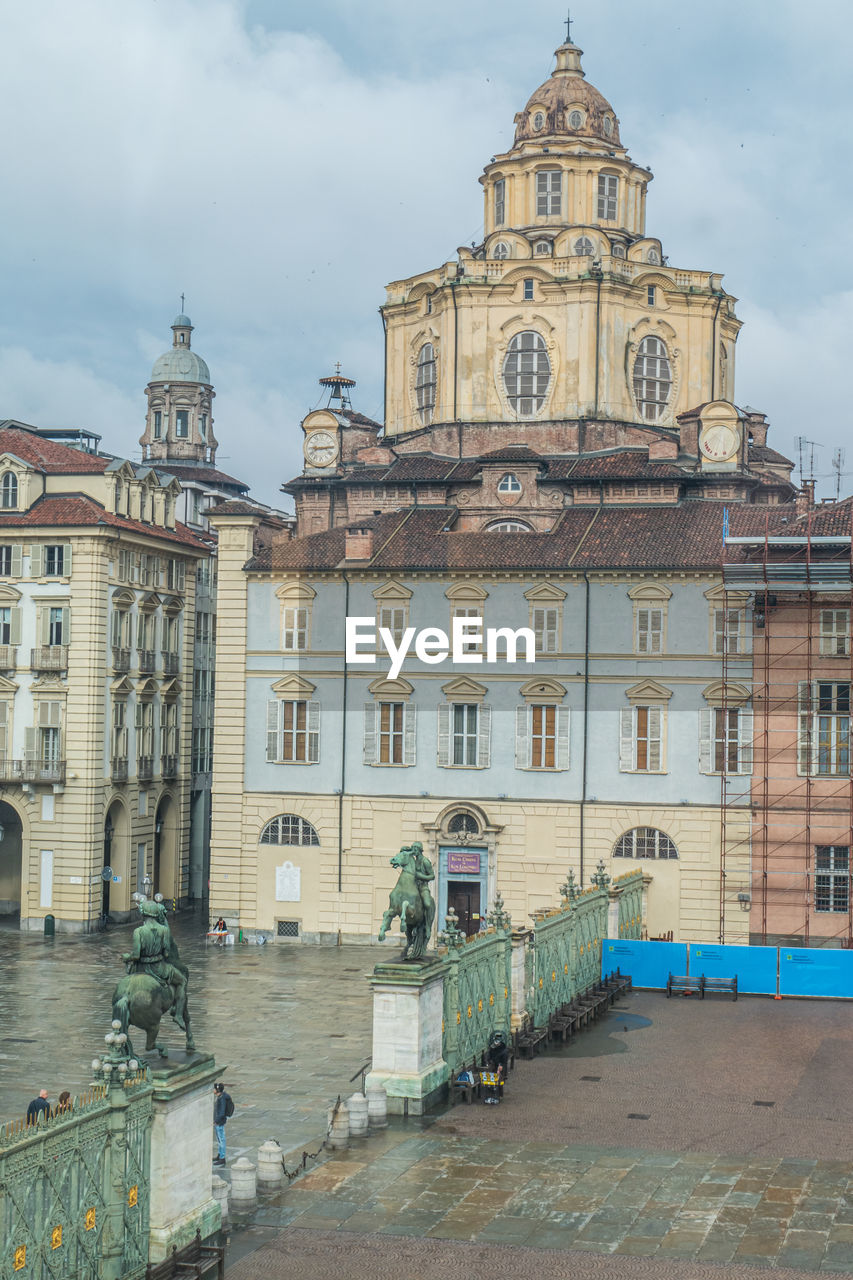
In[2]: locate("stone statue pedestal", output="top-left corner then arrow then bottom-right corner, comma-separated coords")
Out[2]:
365,957 -> 449,1115
146,1050 -> 222,1261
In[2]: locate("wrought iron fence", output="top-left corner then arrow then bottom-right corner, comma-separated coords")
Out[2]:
439,920 -> 513,1074
531,886 -> 609,1027
615,869 -> 644,939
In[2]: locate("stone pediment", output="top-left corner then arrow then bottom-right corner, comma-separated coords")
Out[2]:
271,675 -> 316,697
368,676 -> 414,699
372,580 -> 412,601
160,678 -> 181,699
445,582 -> 488,601
441,677 -> 487,701
524,582 -> 567,602
519,677 -> 566,702
627,582 -> 672,601
136,677 -> 158,698
0,673 -> 19,694
702,680 -> 751,706
625,679 -> 672,703
111,676 -> 134,695
0,584 -> 21,603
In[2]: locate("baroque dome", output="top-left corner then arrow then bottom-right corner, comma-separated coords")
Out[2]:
150,348 -> 211,384
514,41 -> 621,149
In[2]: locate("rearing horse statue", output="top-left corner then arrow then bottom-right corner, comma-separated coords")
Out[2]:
378,842 -> 436,961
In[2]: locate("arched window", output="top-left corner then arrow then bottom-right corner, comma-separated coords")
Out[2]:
534,240 -> 552,256
416,343 -> 437,425
533,111 -> 545,131
633,336 -> 672,421
497,473 -> 522,494
613,828 -> 678,860
573,236 -> 595,256
486,519 -> 532,533
260,814 -> 319,846
612,243 -> 626,258
569,109 -> 584,129
502,331 -> 550,416
449,811 -> 480,835
1,473 -> 17,509
493,241 -> 510,260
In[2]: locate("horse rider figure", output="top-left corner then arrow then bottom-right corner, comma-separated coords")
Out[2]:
123,899 -> 191,1033
409,841 -> 437,938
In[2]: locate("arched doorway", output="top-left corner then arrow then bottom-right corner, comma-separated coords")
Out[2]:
153,794 -> 178,902
103,800 -> 131,918
0,800 -> 24,919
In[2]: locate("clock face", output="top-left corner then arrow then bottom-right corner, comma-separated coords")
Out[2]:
699,423 -> 739,462
304,430 -> 338,467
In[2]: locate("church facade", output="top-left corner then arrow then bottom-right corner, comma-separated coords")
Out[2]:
208,32 -> 809,947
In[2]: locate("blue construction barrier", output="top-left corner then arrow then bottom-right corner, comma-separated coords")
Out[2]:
779,947 -> 853,999
688,943 -> 777,996
604,939 -> 687,990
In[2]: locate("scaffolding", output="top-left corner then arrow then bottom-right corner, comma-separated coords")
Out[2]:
721,510 -> 853,947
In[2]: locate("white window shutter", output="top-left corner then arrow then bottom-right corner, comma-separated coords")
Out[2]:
40,701 -> 61,728
648,706 -> 663,771
61,607 -> 70,645
0,702 -> 7,758
699,707 -> 713,774
738,707 -> 753,774
63,544 -> 72,575
307,700 -> 320,764
30,544 -> 43,578
363,703 -> 377,765
266,700 -> 280,763
9,607 -> 21,647
556,706 -> 570,770
437,703 -> 451,767
403,703 -> 417,765
38,607 -> 50,646
515,704 -> 529,768
24,726 -> 37,761
477,704 -> 492,769
619,707 -> 635,771
797,680 -> 815,776
10,545 -> 22,577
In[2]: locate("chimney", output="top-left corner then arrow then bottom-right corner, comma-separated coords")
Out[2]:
345,526 -> 373,560
795,480 -> 815,517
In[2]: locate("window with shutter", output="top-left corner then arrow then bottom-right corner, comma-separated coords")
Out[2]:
619,707 -> 635,771
266,700 -> 281,762
820,610 -> 850,657
30,544 -> 43,578
533,607 -> 560,654
494,178 -> 506,226
816,682 -> 850,776
636,608 -> 663,654
282,607 -> 308,651
378,606 -> 408,646
713,608 -> 742,655
363,702 -> 377,764
437,704 -> 451,767
451,704 -> 479,766
797,681 -> 817,777
0,702 -> 8,759
450,607 -> 483,654
621,705 -> 665,772
597,174 -> 618,220
536,169 -> 562,216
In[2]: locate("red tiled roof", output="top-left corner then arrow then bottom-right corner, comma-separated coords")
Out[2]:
0,426 -> 109,473
549,452 -> 686,480
0,493 -> 209,549
477,446 -> 543,463
154,464 -> 248,489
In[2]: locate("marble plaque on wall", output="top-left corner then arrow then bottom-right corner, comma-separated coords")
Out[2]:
276,861 -> 301,902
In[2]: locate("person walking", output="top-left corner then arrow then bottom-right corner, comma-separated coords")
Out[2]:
213,1082 -> 232,1165
26,1089 -> 50,1124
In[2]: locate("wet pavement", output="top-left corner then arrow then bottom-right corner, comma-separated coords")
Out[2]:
0,907 -> 379,1162
6,910 -> 853,1276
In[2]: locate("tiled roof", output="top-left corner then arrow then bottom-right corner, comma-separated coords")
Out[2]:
153,464 -> 248,489
0,493 -> 209,549
265,503 -> 761,574
477,446 -> 543,463
548,452 -> 686,480
0,426 -> 109,473
749,445 -> 794,467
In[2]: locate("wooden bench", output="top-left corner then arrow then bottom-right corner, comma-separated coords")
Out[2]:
666,973 -> 703,997
450,1062 -> 480,1104
145,1231 -> 224,1280
514,1020 -> 548,1059
605,968 -> 632,996
703,975 -> 738,1001
548,1006 -> 579,1043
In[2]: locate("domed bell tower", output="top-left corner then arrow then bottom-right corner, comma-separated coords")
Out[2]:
140,313 -> 218,465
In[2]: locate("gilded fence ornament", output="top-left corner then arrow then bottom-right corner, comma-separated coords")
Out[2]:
378,842 -> 436,960
111,897 -> 195,1057
560,869 -> 581,903
590,859 -> 611,890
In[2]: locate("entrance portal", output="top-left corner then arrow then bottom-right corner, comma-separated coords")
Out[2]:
0,801 -> 23,917
447,880 -> 481,937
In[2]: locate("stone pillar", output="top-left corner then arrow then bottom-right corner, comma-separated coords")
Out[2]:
364,957 -> 449,1115
147,1052 -> 221,1262
510,928 -> 532,1030
257,1140 -> 284,1190
607,886 -> 621,939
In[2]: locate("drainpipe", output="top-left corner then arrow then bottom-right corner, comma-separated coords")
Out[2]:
710,293 -> 723,400
338,572 -> 350,907
580,572 -> 591,887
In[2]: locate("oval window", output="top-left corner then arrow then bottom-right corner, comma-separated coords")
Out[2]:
416,343 -> 437,425
502,332 -> 551,417
632,336 -> 672,421
533,111 -> 545,131
573,236 -> 594,256
603,116 -> 613,136
569,109 -> 583,129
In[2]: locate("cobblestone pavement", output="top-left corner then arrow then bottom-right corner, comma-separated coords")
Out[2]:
0,908 -> 380,1162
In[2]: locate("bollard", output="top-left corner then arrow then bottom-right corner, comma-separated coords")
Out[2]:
229,1157 -> 257,1203
366,1086 -> 388,1131
211,1174 -> 230,1222
257,1139 -> 284,1190
347,1092 -> 368,1138
327,1100 -> 349,1150
43,914 -> 55,938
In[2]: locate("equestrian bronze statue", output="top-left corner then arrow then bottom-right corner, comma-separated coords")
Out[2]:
112,899 -> 195,1057
378,841 -> 436,961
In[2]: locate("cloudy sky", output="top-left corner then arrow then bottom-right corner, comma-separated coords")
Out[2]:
2,0 -> 852,506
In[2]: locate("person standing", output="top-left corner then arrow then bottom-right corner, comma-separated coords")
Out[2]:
26,1089 -> 50,1124
213,1082 -> 231,1165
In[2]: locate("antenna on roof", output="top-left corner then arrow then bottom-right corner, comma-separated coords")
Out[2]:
795,435 -> 821,488
833,447 -> 846,501
318,363 -> 356,411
